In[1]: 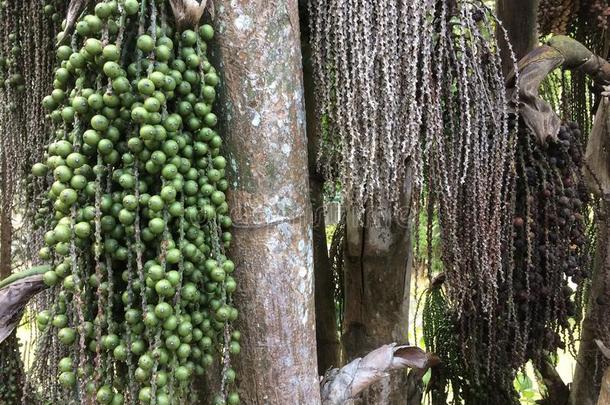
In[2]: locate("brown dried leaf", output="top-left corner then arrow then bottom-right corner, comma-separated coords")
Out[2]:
0,275 -> 46,344
596,339 -> 610,360
392,345 -> 431,369
506,45 -> 564,144
58,0 -> 92,45
169,0 -> 207,31
506,36 -> 610,145
320,343 -> 431,405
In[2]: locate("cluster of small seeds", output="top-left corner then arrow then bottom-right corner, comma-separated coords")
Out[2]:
538,0 -> 578,34
32,1 -> 239,403
509,122 -> 589,361
0,32 -> 25,97
42,0 -> 65,24
0,333 -> 25,405
422,123 -> 593,405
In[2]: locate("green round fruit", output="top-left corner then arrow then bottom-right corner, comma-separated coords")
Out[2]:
97,139 -> 114,155
153,44 -> 170,61
138,353 -> 154,370
102,334 -> 120,350
205,73 -> 220,87
131,339 -> 146,355
85,38 -> 103,55
32,163 -> 48,177
137,78 -> 155,95
161,164 -> 178,180
147,264 -> 164,281
210,267 -> 226,282
42,95 -> 58,110
36,310 -> 51,326
96,385 -> 114,404
165,335 -> 181,351
166,248 -> 181,264
181,30 -> 197,46
112,76 -> 130,94
149,217 -> 165,235
226,277 -> 237,293
200,24 -> 214,41
59,186 -> 77,203
155,279 -> 175,297
59,371 -> 76,387
174,365 -> 190,381
157,393 -> 170,405
227,392 -> 240,405
155,302 -> 173,319
227,337 -> 241,353
58,327 -> 77,345
94,3 -> 112,19
138,387 -> 151,404
102,44 -> 120,61
43,270 -> 59,286
137,35 -> 154,53
223,260 -> 235,273
225,368 -> 237,383
166,270 -> 180,286
91,114 -> 110,131
70,175 -> 87,190
58,357 -> 73,372
74,222 -> 91,238
103,61 -> 121,78
119,173 -> 135,189
56,45 -> 72,61
84,15 -> 102,33
111,394 -> 124,405
177,321 -> 193,337
113,344 -> 128,361
83,129 -> 101,147
160,185 -> 177,202
125,308 -> 141,324
163,315 -> 178,331
131,106 -> 149,123
54,165 -> 73,182
124,0 -> 139,15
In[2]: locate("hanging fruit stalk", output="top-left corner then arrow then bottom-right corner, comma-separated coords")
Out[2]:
29,0 -> 240,403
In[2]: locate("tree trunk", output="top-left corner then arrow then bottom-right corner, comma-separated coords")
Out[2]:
599,368 -> 610,405
570,98 -> 610,405
342,175 -> 413,404
300,4 -> 341,373
212,1 -> 322,403
571,213 -> 610,405
497,0 -> 540,74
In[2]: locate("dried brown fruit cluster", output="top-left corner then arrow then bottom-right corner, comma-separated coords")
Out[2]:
538,0 -> 578,34
510,122 -> 589,361
538,0 -> 610,34
584,0 -> 610,30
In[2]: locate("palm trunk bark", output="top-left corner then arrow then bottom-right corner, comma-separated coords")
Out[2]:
598,368 -> 610,405
497,0 -> 540,75
213,1 -> 321,403
571,206 -> 610,405
342,175 -> 414,404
